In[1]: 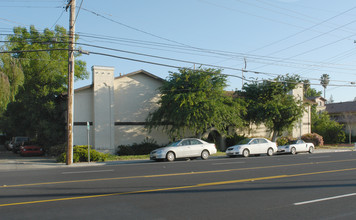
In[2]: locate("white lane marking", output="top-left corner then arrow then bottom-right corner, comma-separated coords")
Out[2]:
212,161 -> 246,165
308,156 -> 330,159
62,169 -> 114,174
294,193 -> 356,206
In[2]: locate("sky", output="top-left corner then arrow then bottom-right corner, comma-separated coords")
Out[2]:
1,0 -> 356,102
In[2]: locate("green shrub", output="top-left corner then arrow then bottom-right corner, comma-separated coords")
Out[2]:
225,134 -> 246,147
57,145 -> 108,163
301,133 -> 324,146
46,143 -> 66,156
276,137 -> 297,146
118,138 -> 162,155
312,111 -> 345,144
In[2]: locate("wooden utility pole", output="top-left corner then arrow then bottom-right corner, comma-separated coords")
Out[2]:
66,0 -> 76,165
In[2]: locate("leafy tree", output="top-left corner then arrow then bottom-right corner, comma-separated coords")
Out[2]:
0,53 -> 24,114
241,75 -> 304,141
0,25 -> 88,146
303,79 -> 322,98
311,109 -> 345,144
146,67 -> 245,139
320,74 -> 330,99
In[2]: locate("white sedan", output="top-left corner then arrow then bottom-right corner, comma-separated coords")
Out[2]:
226,138 -> 277,157
278,139 -> 315,154
150,138 -> 217,162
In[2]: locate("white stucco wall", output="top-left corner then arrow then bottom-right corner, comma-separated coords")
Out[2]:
114,73 -> 170,146
73,87 -> 94,147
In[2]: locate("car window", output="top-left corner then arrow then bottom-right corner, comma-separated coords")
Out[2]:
180,140 -> 190,146
238,138 -> 251,145
296,140 -> 304,144
251,139 -> 259,145
190,139 -> 202,145
258,139 -> 268,144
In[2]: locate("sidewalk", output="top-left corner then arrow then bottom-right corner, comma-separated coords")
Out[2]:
0,144 -> 354,171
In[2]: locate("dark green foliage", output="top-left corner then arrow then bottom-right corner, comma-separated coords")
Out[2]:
225,134 -> 246,147
301,133 -> 324,146
46,143 -> 66,157
276,136 -> 296,146
241,74 -> 305,141
0,25 -> 88,146
118,138 -> 162,155
57,145 -> 108,163
312,111 -> 345,144
146,67 -> 245,138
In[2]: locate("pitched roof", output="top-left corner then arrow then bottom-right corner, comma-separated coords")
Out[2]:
326,101 -> 356,114
74,69 -> 165,92
115,69 -> 165,82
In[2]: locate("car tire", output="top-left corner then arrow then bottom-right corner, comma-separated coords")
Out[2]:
308,146 -> 314,154
242,149 -> 250,157
166,151 -> 175,162
267,148 -> 274,156
201,150 -> 209,160
291,147 -> 297,155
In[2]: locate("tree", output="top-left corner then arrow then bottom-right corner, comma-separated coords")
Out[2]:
303,79 -> 322,98
0,25 -> 88,146
146,67 -> 245,139
241,75 -> 305,141
320,74 -> 330,99
311,109 -> 345,144
0,53 -> 24,114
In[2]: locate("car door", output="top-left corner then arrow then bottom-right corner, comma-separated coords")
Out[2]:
175,140 -> 191,158
257,138 -> 269,154
248,139 -> 260,154
189,139 -> 204,157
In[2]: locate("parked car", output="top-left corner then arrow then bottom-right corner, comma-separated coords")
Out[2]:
277,139 -> 315,154
19,141 -> 44,156
150,138 -> 217,162
11,136 -> 30,153
5,140 -> 13,151
226,138 -> 277,157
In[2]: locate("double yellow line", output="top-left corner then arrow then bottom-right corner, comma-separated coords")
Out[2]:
1,159 -> 356,207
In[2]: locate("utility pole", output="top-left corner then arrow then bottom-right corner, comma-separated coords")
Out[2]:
66,0 -> 76,165
242,58 -> 246,88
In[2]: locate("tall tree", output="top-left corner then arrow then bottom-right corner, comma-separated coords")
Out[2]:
146,67 -> 245,139
0,25 -> 88,145
241,75 -> 304,141
303,79 -> 322,98
320,74 -> 330,99
0,53 -> 24,114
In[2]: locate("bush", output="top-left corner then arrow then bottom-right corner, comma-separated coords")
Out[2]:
117,138 -> 162,155
57,145 -> 109,163
46,143 -> 66,156
312,111 -> 345,144
276,137 -> 296,146
225,134 -> 246,147
301,133 -> 324,146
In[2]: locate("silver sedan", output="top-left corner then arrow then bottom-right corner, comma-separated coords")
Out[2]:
226,138 -> 277,157
150,138 -> 217,162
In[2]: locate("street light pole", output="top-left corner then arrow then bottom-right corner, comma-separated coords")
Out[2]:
66,0 -> 76,165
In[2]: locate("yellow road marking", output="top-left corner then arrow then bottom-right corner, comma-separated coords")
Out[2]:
1,167 -> 356,207
2,158 -> 356,188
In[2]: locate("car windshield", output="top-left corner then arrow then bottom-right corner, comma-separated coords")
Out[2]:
167,141 -> 180,147
238,138 -> 252,145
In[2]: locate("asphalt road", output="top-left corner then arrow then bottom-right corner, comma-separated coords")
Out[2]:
1,151 -> 356,220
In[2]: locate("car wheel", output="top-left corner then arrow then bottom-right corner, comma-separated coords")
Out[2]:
308,146 -> 314,154
242,149 -> 250,157
291,147 -> 296,155
267,148 -> 274,156
201,150 -> 209,160
166,151 -> 175,162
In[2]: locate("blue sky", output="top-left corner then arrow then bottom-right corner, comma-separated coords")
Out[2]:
1,0 -> 356,102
